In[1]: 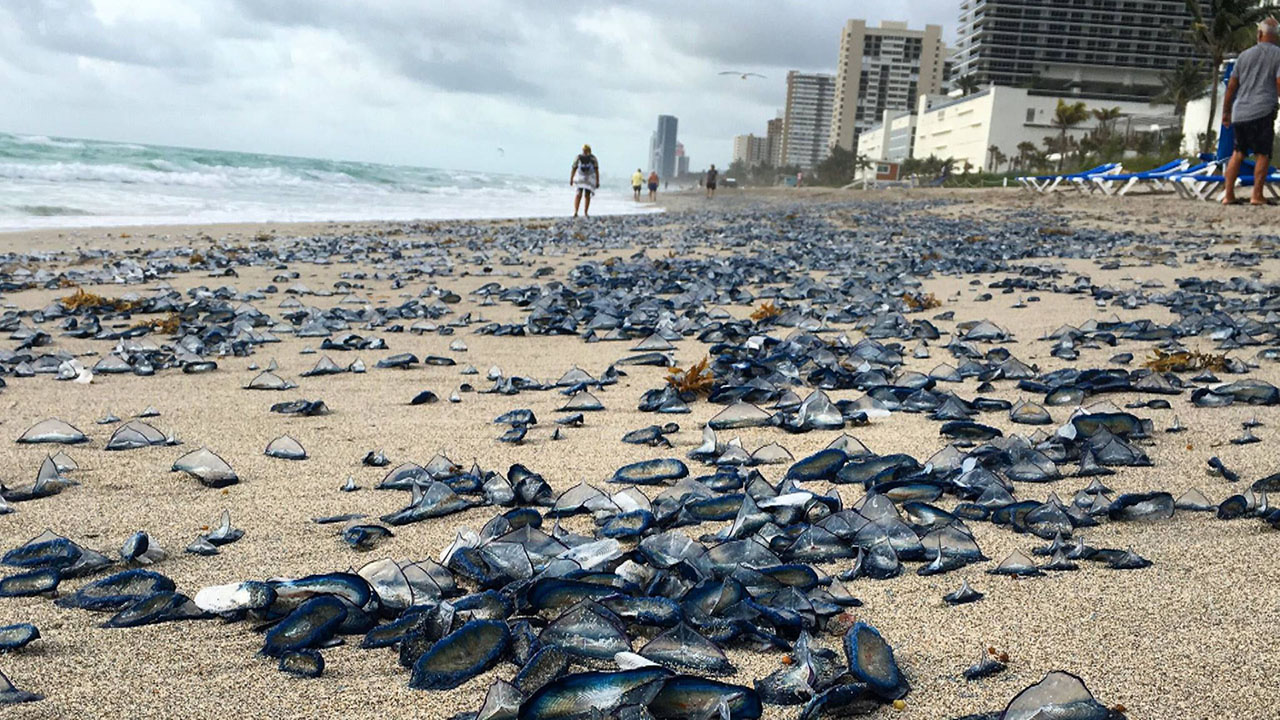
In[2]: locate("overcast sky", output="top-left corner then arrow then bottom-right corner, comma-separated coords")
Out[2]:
0,0 -> 959,178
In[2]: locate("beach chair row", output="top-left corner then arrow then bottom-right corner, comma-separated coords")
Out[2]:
1015,157 -> 1279,201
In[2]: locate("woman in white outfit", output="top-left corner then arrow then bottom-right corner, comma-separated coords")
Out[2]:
571,144 -> 600,217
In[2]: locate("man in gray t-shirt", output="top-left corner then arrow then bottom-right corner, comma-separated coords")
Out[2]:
1222,18 -> 1280,205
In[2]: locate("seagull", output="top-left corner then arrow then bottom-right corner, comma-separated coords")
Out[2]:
719,71 -> 767,80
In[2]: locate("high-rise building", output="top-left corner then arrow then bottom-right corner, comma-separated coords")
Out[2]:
732,134 -> 769,167
829,20 -> 947,152
766,116 -> 784,167
782,72 -> 836,169
651,115 -> 679,180
953,0 -> 1199,102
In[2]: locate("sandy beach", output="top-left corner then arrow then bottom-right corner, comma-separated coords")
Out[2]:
0,187 -> 1278,719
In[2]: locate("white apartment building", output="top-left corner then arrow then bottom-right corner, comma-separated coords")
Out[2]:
912,85 -> 1176,172
782,71 -> 836,169
857,110 -> 917,163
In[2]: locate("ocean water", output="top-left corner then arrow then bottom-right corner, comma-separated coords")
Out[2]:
0,132 -> 656,230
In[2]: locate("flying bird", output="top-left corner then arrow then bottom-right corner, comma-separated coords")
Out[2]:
719,71 -> 767,80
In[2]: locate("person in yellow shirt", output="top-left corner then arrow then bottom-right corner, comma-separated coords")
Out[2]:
631,169 -> 644,201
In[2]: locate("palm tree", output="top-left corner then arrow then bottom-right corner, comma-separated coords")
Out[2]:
1091,107 -> 1124,139
1016,141 -> 1039,170
1156,59 -> 1210,116
956,74 -> 982,96
1186,0 -> 1280,146
1052,100 -> 1090,171
993,147 -> 1008,173
987,145 -> 1009,172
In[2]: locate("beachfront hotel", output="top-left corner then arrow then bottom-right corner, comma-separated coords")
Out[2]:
952,0 -> 1201,102
829,20 -> 949,153
911,85 -> 1177,173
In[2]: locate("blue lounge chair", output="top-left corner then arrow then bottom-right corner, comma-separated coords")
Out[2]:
1017,163 -> 1123,194
1177,160 -> 1280,201
1090,159 -> 1193,196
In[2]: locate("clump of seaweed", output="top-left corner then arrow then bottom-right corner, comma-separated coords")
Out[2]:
1144,349 -> 1228,373
189,252 -> 205,265
666,356 -> 715,396
133,313 -> 181,335
750,301 -> 783,322
61,287 -> 139,312
902,292 -> 942,311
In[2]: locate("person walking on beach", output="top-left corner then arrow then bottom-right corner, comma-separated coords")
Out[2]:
631,168 -> 644,201
705,164 -> 718,198
647,170 -> 660,201
571,145 -> 600,217
1222,18 -> 1280,206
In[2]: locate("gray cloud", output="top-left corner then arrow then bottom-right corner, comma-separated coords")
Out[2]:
0,1 -> 961,175
5,0 -> 215,72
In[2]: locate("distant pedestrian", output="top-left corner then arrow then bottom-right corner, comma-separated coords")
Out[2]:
705,164 -> 718,198
571,144 -> 600,217
796,171 -> 804,187
1221,17 -> 1280,206
631,168 -> 643,201
647,171 -> 660,201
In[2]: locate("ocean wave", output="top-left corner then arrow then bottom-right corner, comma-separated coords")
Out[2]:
13,204 -> 92,217
0,130 -> 646,230
0,160 -> 385,190
8,134 -> 85,149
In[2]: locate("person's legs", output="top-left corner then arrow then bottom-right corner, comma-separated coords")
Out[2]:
1253,154 -> 1270,204
573,189 -> 582,216
1223,150 -> 1245,204
583,190 -> 592,217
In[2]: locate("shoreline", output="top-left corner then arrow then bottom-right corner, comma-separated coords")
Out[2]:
3,182 -> 1275,251
0,186 -> 986,248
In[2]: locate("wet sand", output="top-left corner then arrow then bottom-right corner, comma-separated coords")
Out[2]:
0,188 -> 1278,718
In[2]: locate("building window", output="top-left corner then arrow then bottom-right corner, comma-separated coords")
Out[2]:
1025,108 -> 1035,122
